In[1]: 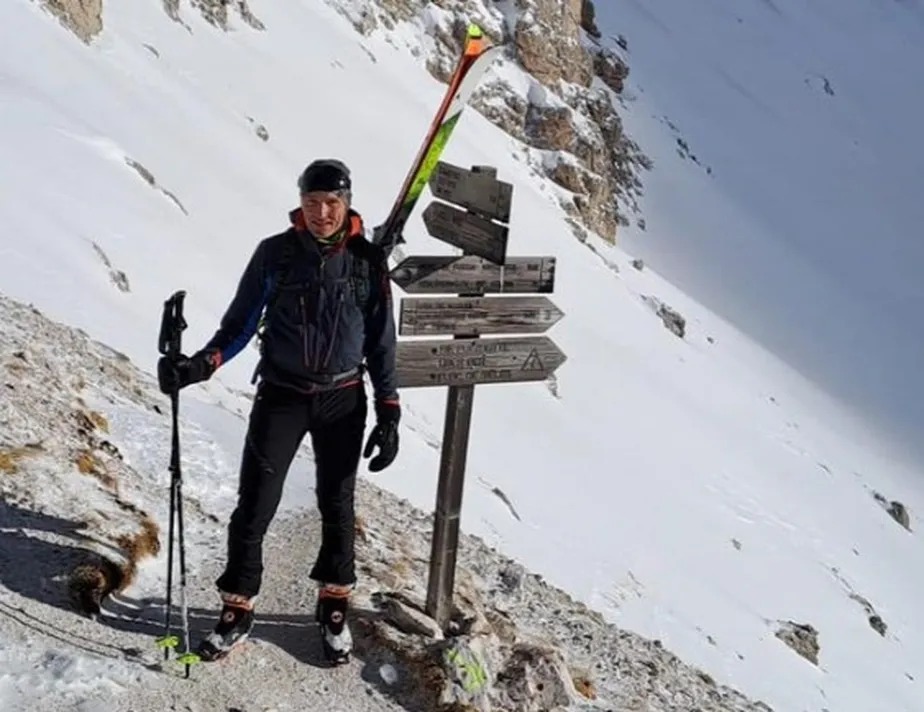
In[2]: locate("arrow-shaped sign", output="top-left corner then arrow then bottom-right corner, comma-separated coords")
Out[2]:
399,296 -> 564,336
428,161 -> 513,223
396,335 -> 567,388
390,255 -> 556,294
422,201 -> 509,265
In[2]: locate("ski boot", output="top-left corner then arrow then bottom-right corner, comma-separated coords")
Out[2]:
196,592 -> 255,662
315,584 -> 353,666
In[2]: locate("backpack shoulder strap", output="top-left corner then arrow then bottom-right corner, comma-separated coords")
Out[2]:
346,234 -> 386,313
265,231 -> 298,310
257,232 -> 298,342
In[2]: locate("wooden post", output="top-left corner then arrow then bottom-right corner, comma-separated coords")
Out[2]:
425,166 -> 494,629
425,381 -> 475,629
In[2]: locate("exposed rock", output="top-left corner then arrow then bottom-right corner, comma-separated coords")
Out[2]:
440,635 -> 495,709
571,669 -> 597,700
165,0 -> 265,31
514,0 -> 593,89
775,621 -> 820,665
580,0 -> 601,39
37,0 -> 102,43
330,0 -> 651,244
632,258 -> 645,271
872,491 -> 912,531
124,157 -> 188,215
381,593 -> 445,640
869,615 -> 888,636
162,0 -> 180,22
592,47 -> 629,95
495,642 -> 577,711
848,592 -> 888,637
642,295 -> 687,339
471,81 -> 530,141
658,303 -> 687,339
525,105 -> 576,152
888,500 -> 911,530
498,562 -> 527,595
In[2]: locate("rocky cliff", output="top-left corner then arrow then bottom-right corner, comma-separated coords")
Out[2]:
333,0 -> 651,244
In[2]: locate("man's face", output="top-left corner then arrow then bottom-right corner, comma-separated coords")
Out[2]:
300,191 -> 348,239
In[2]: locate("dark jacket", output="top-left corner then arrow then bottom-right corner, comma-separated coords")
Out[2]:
201,208 -> 399,403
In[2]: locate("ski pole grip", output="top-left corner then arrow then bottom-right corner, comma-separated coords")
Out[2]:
158,290 -> 187,357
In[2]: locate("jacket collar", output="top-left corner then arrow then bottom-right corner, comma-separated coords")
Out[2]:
288,207 -> 364,247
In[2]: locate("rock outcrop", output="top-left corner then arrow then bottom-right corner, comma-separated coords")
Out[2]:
169,0 -> 265,31
36,0 -> 103,43
329,0 -> 651,244
775,621 -> 820,665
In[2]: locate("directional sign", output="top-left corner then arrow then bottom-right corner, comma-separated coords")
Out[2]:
396,335 -> 566,388
400,296 -> 564,336
390,255 -> 556,295
422,201 -> 508,265
429,162 -> 513,222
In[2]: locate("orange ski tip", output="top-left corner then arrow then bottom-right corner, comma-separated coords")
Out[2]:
464,37 -> 486,56
464,24 -> 486,56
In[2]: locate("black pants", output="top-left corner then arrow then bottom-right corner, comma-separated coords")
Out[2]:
215,380 -> 367,598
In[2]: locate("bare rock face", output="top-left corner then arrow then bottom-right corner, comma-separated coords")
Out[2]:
581,0 -> 601,39
325,0 -> 650,244
164,0 -> 265,30
525,104 -> 576,152
873,491 -> 912,531
592,47 -> 630,95
514,0 -> 593,89
37,0 -> 103,43
775,621 -> 820,665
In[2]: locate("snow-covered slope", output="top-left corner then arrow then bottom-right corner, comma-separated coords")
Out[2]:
1,1 -> 923,711
601,0 -> 924,467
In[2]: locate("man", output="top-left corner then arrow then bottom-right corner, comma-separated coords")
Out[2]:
157,159 -> 400,665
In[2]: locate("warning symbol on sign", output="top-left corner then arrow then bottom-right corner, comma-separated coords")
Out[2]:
521,348 -> 545,371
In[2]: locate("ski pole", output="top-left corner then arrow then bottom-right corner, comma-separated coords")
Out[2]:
155,290 -> 200,677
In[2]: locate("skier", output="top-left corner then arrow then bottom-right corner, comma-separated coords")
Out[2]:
157,158 -> 401,665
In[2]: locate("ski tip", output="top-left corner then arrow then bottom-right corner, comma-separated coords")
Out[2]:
464,24 -> 487,56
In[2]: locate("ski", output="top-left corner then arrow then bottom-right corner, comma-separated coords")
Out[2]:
374,23 -> 503,258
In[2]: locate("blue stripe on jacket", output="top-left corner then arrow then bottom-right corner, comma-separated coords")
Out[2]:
220,275 -> 272,363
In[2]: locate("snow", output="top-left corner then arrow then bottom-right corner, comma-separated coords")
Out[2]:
1,1 -> 923,711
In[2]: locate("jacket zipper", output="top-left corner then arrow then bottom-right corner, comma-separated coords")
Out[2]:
300,294 -> 310,369
322,289 -> 345,370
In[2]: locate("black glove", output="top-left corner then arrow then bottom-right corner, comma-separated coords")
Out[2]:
157,349 -> 219,394
363,400 -> 400,472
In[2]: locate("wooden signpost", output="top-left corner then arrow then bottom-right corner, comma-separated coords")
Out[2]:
391,255 -> 557,295
421,202 -> 509,265
429,160 -> 513,222
392,163 -> 567,630
399,296 -> 564,336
